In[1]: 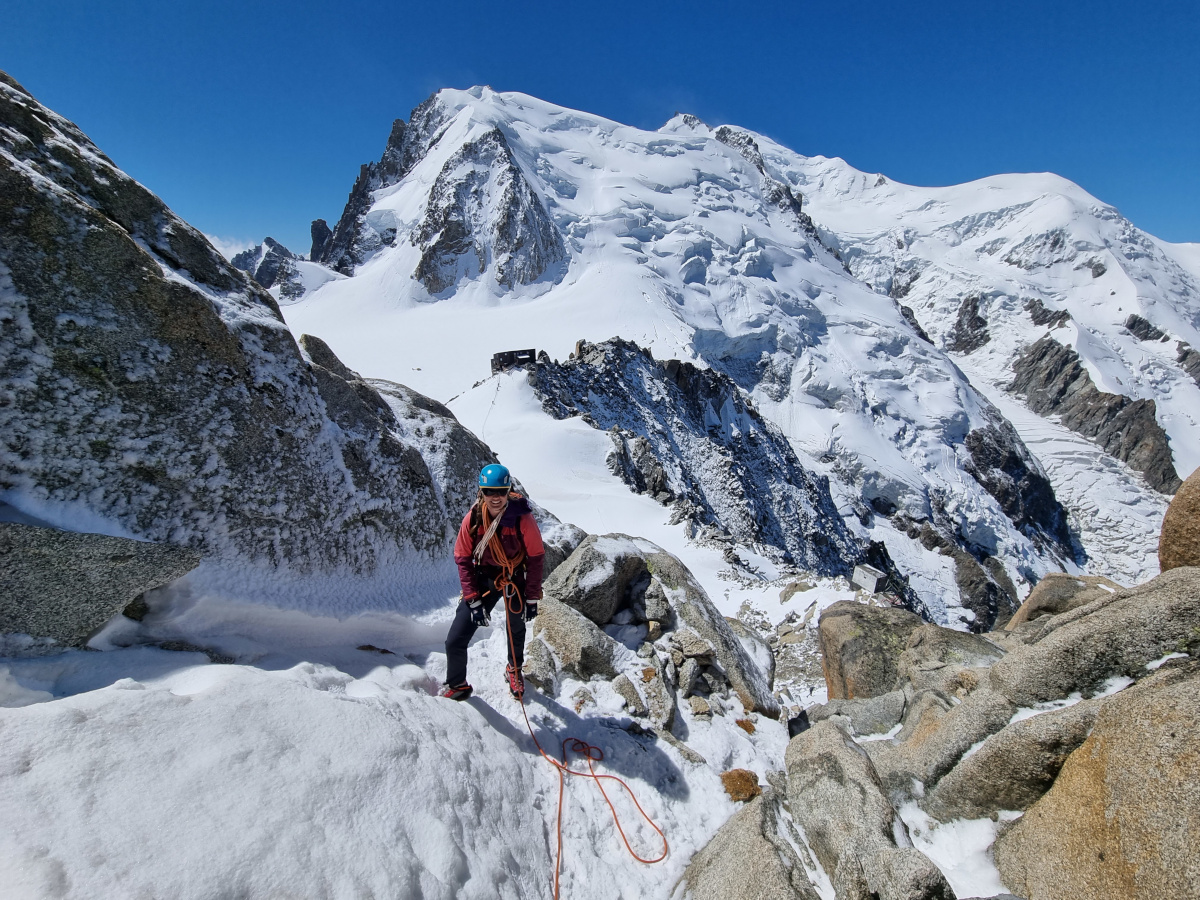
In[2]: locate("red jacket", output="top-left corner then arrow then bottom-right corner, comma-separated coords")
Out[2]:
454,494 -> 545,601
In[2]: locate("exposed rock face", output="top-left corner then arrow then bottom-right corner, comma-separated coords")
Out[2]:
535,533 -> 778,717
818,601 -> 924,700
538,534 -> 648,625
714,126 -> 817,237
1011,334 -> 1181,494
899,304 -> 932,342
1177,341 -> 1200,388
922,698 -> 1101,822
309,218 -> 333,262
961,414 -> 1075,558
995,661 -> 1200,900
532,339 -> 865,578
1124,313 -> 1167,342
945,294 -> 990,353
1158,465 -> 1200,571
676,791 -> 821,900
1024,297 -> 1070,328
896,624 -> 1006,697
231,237 -> 297,291
413,127 -> 565,294
988,566 -> 1200,706
809,689 -> 907,737
0,74 -> 464,585
1005,572 -> 1124,629
0,523 -> 200,645
786,720 -> 954,900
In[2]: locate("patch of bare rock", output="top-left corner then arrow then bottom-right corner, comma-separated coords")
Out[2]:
678,555 -> 1199,899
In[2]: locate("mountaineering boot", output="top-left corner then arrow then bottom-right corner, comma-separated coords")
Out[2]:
506,664 -> 524,700
441,683 -> 473,701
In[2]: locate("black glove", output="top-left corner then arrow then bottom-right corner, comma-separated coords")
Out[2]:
468,599 -> 490,628
523,598 -> 539,621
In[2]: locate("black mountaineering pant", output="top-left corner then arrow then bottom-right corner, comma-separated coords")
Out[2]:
444,592 -> 527,687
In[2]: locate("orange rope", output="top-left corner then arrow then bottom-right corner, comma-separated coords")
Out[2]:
478,502 -> 669,898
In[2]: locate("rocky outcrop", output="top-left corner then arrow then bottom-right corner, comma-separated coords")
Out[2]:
1005,572 -> 1123,629
817,601 -> 924,700
945,294 -> 990,353
987,566 -> 1200,705
541,534 -> 649,625
1124,313 -> 1167,342
995,660 -> 1200,900
0,73 -> 464,584
809,689 -> 907,737
1158,465 -> 1200,571
1010,334 -> 1181,494
896,624 -> 1006,697
1177,341 -> 1200,388
1024,298 -> 1070,328
786,720 -> 954,900
0,523 -> 200,645
231,237 -> 298,291
535,533 -> 779,718
961,412 -> 1075,558
532,339 -> 864,578
922,698 -> 1100,822
676,791 -> 822,900
309,219 -> 333,262
413,126 -> 565,294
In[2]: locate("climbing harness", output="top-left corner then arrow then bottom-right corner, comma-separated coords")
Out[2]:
475,498 -> 669,897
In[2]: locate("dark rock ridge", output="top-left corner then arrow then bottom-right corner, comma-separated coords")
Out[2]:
961,414 -> 1075,555
1177,341 -> 1200,389
899,304 -> 932,342
530,338 -> 863,577
1010,334 -> 1181,494
314,91 -> 565,293
231,237 -> 302,296
1025,297 -> 1071,328
945,294 -> 990,353
412,126 -> 565,294
0,72 -> 474,577
0,523 -> 201,645
1124,313 -> 1167,342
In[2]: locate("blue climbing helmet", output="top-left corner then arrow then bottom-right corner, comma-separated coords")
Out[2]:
478,463 -> 512,491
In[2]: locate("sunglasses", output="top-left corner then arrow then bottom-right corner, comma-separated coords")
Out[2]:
481,487 -> 510,496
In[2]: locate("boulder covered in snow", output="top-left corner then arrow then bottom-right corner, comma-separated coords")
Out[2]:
817,601 -> 925,700
530,597 -> 618,681
0,523 -> 201,645
542,534 -> 650,625
994,660 -> 1200,900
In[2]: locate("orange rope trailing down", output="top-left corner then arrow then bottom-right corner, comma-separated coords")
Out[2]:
480,499 -> 669,899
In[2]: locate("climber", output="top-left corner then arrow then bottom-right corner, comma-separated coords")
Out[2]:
441,463 -> 545,701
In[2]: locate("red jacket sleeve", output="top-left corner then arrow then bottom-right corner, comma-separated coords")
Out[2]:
453,511 -> 478,599
520,514 -> 546,600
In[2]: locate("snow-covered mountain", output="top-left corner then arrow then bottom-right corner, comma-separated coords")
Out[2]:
284,86 -> 1195,626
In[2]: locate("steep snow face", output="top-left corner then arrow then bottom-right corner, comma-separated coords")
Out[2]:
288,87 -> 1088,620
787,155 -> 1200,486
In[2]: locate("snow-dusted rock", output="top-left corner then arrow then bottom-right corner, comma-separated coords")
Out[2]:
542,533 -> 650,625
531,596 -> 617,680
0,523 -> 200,645
922,698 -> 1101,822
785,720 -> 954,900
0,75 -> 467,597
676,791 -> 822,900
987,567 -> 1200,706
994,660 -> 1200,900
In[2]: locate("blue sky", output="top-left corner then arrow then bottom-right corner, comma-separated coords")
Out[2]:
4,0 -> 1198,255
